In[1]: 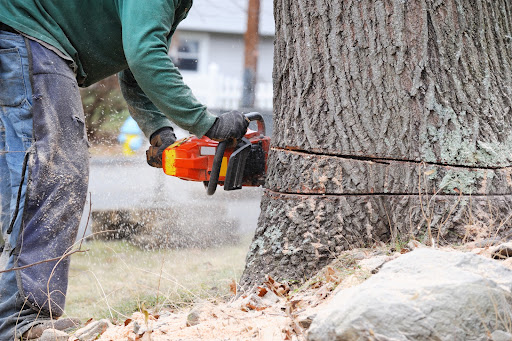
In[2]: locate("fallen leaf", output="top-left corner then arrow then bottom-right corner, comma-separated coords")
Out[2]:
229,279 -> 237,295
287,299 -> 301,314
257,286 -> 268,297
311,281 -> 323,289
264,275 -> 290,297
264,275 -> 276,287
124,318 -> 133,326
325,267 -> 339,283
249,302 -> 268,311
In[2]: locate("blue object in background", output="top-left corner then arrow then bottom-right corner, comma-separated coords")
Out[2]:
118,117 -> 144,155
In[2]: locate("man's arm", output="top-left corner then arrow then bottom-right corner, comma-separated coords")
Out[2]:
118,68 -> 173,138
116,0 -> 217,137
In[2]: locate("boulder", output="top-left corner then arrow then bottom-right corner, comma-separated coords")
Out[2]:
308,249 -> 512,341
74,319 -> 112,341
39,329 -> 69,341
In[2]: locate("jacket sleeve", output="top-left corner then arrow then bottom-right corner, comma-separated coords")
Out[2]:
116,0 -> 217,137
118,68 -> 173,138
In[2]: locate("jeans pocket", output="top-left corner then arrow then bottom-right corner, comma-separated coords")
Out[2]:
0,47 -> 25,107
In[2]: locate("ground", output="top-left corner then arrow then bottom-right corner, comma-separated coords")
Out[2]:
60,238 -> 512,341
66,239 -> 250,321
61,237 -> 509,341
67,238 -> 372,341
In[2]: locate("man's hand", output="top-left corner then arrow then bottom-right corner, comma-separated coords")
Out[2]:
205,110 -> 250,142
146,127 -> 176,168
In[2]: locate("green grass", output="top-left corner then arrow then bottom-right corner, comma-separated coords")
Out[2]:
64,237 -> 251,322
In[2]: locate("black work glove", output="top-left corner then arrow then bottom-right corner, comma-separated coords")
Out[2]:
205,110 -> 250,142
146,127 -> 176,168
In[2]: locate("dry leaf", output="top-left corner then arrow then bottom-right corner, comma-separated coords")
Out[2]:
264,275 -> 290,297
246,302 -> 257,310
257,286 -> 268,297
229,279 -> 237,295
325,267 -> 339,283
282,282 -> 290,294
287,299 -> 301,314
311,281 -> 323,289
139,330 -> 152,341
124,318 -> 133,326
247,302 -> 267,311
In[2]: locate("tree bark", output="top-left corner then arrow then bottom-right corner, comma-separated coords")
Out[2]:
241,0 -> 512,287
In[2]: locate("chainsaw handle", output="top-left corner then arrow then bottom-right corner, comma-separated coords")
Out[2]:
245,112 -> 266,136
206,140 -> 227,196
206,112 -> 264,195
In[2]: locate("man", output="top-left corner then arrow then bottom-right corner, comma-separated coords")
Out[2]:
0,0 -> 249,339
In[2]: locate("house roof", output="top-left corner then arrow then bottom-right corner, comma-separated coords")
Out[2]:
179,0 -> 275,36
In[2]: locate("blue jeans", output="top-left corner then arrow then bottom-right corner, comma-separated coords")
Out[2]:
0,30 -> 89,340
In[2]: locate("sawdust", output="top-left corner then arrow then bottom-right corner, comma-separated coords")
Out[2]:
68,247 -> 377,341
69,242 -> 512,341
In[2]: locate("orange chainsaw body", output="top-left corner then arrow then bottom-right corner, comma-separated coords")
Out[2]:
162,128 -> 270,187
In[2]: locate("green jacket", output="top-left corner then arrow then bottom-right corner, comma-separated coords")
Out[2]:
0,0 -> 217,137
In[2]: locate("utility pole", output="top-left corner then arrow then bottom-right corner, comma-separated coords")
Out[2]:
241,0 -> 260,108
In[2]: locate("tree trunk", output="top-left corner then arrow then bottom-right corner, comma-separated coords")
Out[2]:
241,0 -> 512,287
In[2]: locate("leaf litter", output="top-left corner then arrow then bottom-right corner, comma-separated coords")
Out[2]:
68,246 -> 381,341
69,240 -> 512,340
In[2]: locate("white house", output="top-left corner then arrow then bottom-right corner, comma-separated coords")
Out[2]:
170,0 -> 275,110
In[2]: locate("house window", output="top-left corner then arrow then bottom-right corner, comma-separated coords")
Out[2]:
173,39 -> 200,71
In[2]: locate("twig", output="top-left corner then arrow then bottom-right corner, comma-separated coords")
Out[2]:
0,249 -> 88,274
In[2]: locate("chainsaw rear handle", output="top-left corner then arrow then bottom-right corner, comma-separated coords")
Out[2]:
206,113 -> 263,196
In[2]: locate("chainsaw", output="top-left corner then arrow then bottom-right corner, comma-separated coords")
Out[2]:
162,112 -> 270,195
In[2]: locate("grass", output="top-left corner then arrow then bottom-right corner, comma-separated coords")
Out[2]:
64,237 -> 251,322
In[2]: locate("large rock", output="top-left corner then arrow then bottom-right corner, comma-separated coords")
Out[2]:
74,319 -> 112,341
308,249 -> 512,341
39,329 -> 69,341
